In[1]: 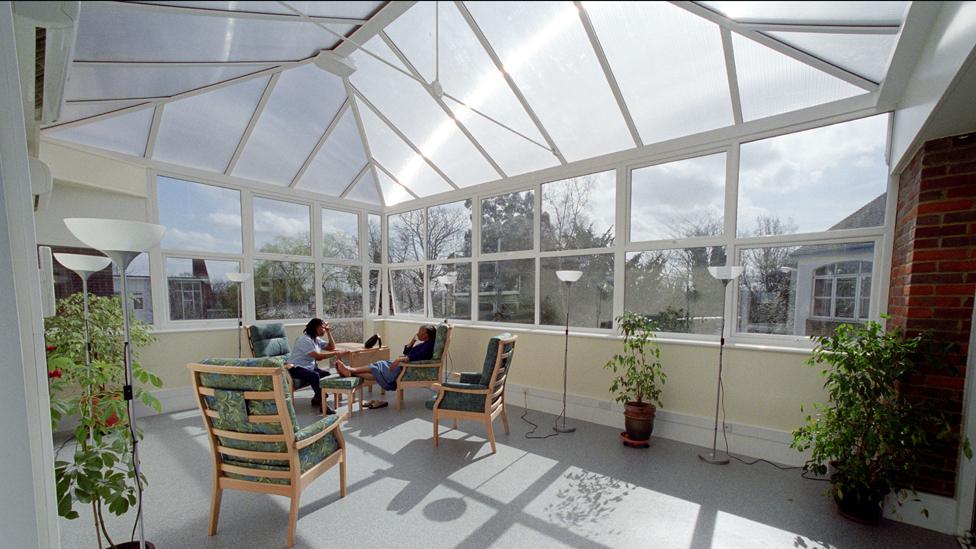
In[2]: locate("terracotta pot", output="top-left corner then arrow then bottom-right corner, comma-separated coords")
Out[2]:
623,402 -> 656,441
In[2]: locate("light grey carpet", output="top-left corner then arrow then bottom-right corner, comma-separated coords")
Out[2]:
57,391 -> 959,549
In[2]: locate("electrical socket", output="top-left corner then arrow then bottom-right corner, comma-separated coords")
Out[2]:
723,424 -> 732,433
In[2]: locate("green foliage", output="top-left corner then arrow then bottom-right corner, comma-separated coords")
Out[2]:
604,312 -> 666,407
650,306 -> 691,334
46,293 -> 161,547
790,318 -> 968,513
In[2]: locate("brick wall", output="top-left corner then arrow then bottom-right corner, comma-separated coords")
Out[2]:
888,132 -> 976,496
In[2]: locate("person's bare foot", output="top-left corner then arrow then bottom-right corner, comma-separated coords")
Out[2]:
335,359 -> 351,377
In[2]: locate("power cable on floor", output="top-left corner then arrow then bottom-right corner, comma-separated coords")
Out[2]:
520,389 -> 559,439
718,376 -> 802,471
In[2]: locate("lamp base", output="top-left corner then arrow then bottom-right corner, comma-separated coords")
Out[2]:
553,425 -> 576,433
698,451 -> 730,465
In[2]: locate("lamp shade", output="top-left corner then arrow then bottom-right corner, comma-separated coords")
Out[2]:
556,270 -> 583,283
436,272 -> 457,286
226,272 -> 252,283
707,266 -> 743,281
64,218 -> 166,253
54,253 -> 111,275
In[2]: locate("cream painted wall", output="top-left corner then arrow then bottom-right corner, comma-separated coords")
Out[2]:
39,141 -> 147,197
34,182 -> 147,247
376,320 -> 825,433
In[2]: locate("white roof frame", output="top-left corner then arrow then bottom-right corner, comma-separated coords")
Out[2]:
290,99 -> 352,188
225,72 -> 280,175
97,1 -> 371,25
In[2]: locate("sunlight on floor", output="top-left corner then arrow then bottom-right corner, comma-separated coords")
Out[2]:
712,510 -> 836,549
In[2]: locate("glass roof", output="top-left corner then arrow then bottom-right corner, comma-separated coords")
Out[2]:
44,1 -> 910,208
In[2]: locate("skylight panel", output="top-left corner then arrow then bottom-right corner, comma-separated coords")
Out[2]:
583,1 -> 734,144
766,32 -> 897,83
47,100 -> 149,127
376,170 -> 413,207
345,170 -> 382,205
233,64 -> 346,186
296,107 -> 369,196
465,1 -> 634,162
700,1 -> 908,25
65,64 -> 272,102
75,3 -> 352,62
381,1 -> 436,83
48,108 -> 154,157
292,1 -> 385,19
356,99 -> 453,197
153,76 -> 270,173
732,34 -> 866,121
135,2 -> 298,15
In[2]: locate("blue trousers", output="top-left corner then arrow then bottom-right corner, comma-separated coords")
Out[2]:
288,366 -> 329,401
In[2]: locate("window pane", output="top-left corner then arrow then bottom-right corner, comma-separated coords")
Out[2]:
321,209 -> 359,260
835,278 -> 856,298
254,260 -> 314,320
478,259 -> 535,324
738,115 -> 888,236
481,190 -> 534,254
391,268 -> 424,315
113,253 -> 153,324
429,264 -> 472,320
329,320 -> 364,344
738,241 -> 874,337
166,258 -> 240,320
540,255 -> 614,329
253,197 -> 311,255
631,153 -> 725,241
813,278 -> 832,299
624,247 -> 727,335
542,171 -> 615,251
158,176 -> 243,253
859,276 -> 872,320
389,209 -> 424,263
369,269 -> 381,314
368,214 -> 383,264
428,201 -> 472,260
321,265 -> 362,318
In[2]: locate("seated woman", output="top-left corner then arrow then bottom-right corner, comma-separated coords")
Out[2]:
335,324 -> 436,402
286,318 -> 338,413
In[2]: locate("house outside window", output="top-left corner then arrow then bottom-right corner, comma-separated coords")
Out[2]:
812,261 -> 872,321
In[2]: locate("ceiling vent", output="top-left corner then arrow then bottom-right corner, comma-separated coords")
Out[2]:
313,50 -> 357,78
13,1 -> 79,124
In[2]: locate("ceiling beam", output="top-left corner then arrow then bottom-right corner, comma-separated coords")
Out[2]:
345,80 -> 387,207
225,73 -> 280,175
373,158 -> 422,199
290,100 -> 351,188
350,83 -> 460,190
143,104 -> 164,158
574,1 -> 643,148
455,0 -> 567,165
737,23 -> 900,35
340,163 -> 371,199
95,1 -> 368,25
334,1 -> 417,57
877,1 -> 945,110
673,1 -> 880,91
380,31 -> 507,180
72,59 -> 281,68
720,28 -> 744,125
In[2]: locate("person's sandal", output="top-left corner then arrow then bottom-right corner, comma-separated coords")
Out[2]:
365,400 -> 388,409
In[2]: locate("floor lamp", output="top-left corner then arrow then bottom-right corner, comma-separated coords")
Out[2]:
554,270 -> 582,434
436,272 -> 457,320
65,218 -> 166,549
699,265 -> 743,465
226,272 -> 251,358
54,253 -> 112,444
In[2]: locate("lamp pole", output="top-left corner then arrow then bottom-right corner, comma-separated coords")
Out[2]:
699,266 -> 743,465
227,272 -> 251,358
554,270 -> 582,433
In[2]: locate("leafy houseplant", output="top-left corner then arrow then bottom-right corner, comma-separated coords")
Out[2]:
46,292 -> 162,548
790,318 -> 969,523
604,312 -> 667,442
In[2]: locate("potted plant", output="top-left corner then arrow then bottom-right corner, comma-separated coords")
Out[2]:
46,292 -> 162,548
604,312 -> 667,442
790,318 -> 969,523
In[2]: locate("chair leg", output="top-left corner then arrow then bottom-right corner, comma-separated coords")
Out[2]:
433,413 -> 439,447
340,450 -> 347,497
333,393 -> 340,412
486,418 -> 497,454
347,390 -> 354,415
397,388 -> 403,411
208,483 -> 222,536
452,419 -> 458,429
287,491 -> 300,548
501,404 -> 510,434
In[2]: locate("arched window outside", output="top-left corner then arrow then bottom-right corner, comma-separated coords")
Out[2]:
812,261 -> 872,321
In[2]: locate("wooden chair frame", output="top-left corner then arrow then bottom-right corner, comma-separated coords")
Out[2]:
430,335 -> 516,454
395,325 -> 453,410
188,362 -> 347,548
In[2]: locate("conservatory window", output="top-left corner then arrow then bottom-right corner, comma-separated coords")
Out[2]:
478,259 -> 535,324
389,209 -> 425,263
427,201 -> 473,260
157,176 -> 242,254
321,208 -> 360,260
253,260 -> 314,320
165,258 -> 240,321
391,268 -> 425,315
252,197 -> 311,256
630,153 -> 726,242
541,171 -> 615,251
481,190 -> 535,254
429,263 -> 472,321
540,254 -> 614,329
811,261 -> 872,321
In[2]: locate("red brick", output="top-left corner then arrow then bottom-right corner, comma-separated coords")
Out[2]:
911,273 -> 966,284
938,309 -> 974,319
948,162 -> 976,176
925,137 -> 954,152
908,296 -> 960,307
920,190 -> 947,202
915,224 -> 968,238
916,214 -> 942,226
921,166 -> 947,179
942,235 -> 976,247
905,318 -> 962,331
944,210 -> 976,224
913,249 -> 970,261
914,238 -> 940,249
922,174 -> 976,189
934,284 -> 976,295
925,148 -> 976,166
912,285 -> 936,295
909,261 -> 938,273
907,307 -> 934,318
924,375 -> 965,391
917,199 -> 973,215
941,260 -> 976,272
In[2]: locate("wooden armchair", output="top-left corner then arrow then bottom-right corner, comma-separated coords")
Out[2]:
426,334 -> 517,454
188,357 -> 347,548
395,323 -> 453,410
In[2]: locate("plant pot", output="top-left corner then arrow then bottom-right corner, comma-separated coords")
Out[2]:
623,401 -> 656,441
834,485 -> 884,524
111,542 -> 155,549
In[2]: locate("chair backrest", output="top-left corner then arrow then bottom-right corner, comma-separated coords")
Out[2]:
248,323 -> 290,358
483,334 -> 517,410
431,323 -> 453,363
188,357 -> 304,486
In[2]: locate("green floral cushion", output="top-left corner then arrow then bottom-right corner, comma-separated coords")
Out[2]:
426,382 -> 487,412
431,323 -> 450,361
402,363 -> 441,382
249,323 -> 290,357
320,376 -> 362,390
198,357 -> 299,433
458,372 -> 481,384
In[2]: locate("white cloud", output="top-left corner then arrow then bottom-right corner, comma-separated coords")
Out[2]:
163,228 -> 221,253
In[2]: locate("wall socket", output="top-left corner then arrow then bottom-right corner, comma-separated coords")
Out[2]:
723,424 -> 733,433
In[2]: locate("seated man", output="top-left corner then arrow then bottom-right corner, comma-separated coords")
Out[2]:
286,318 -> 338,413
335,324 -> 436,400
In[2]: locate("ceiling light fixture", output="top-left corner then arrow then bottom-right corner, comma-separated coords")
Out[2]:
313,50 -> 357,78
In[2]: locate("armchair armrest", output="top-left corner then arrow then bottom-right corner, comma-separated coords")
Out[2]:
404,360 -> 440,367
294,413 -> 344,449
438,381 -> 489,395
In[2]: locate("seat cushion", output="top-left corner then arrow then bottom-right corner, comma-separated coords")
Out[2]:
320,376 -> 363,390
426,382 -> 488,412
249,323 -> 289,357
402,362 -> 440,382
